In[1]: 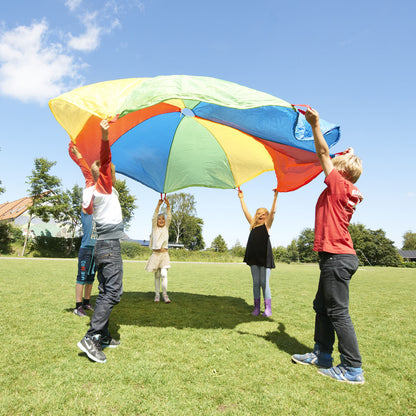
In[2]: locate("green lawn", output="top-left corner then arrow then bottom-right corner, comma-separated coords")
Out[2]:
0,258 -> 415,415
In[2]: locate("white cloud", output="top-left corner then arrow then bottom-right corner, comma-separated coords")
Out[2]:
0,21 -> 83,104
65,0 -> 83,12
67,11 -> 120,52
0,1 -> 142,104
67,12 -> 102,51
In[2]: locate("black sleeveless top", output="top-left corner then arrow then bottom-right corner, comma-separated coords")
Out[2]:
243,224 -> 275,269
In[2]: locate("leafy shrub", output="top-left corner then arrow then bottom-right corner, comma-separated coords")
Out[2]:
400,261 -> 416,268
0,223 -> 13,254
31,236 -> 80,257
120,241 -> 149,259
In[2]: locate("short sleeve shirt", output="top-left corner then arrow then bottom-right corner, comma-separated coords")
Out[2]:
314,169 -> 363,254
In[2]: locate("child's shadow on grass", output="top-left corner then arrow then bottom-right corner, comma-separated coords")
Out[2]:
98,291 -> 267,330
82,293 -> 309,354
238,322 -> 310,355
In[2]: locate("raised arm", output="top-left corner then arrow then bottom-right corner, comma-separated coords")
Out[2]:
265,189 -> 278,229
238,190 -> 253,224
165,196 -> 172,226
96,119 -> 113,194
68,142 -> 94,187
152,199 -> 164,226
305,108 -> 333,177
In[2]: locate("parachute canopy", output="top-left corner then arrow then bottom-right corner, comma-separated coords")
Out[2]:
49,75 -> 340,193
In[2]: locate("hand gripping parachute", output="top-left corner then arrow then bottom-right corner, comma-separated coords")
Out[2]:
49,75 -> 340,193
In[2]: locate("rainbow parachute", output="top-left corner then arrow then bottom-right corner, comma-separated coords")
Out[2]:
49,75 -> 340,193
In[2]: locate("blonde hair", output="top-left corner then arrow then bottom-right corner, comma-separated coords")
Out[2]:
90,160 -> 115,183
332,153 -> 363,184
250,207 -> 269,229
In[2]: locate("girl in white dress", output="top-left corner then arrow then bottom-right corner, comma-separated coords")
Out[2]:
145,197 -> 172,303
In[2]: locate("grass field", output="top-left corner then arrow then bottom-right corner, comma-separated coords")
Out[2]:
0,258 -> 415,415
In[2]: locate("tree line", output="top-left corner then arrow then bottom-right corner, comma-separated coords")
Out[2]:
211,227 -> 416,267
1,157 -> 415,267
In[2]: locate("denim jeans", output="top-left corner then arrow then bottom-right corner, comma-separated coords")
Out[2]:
87,240 -> 123,339
76,247 -> 96,285
313,252 -> 362,367
250,265 -> 271,300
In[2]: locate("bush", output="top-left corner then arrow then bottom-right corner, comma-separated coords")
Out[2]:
273,246 -> 291,264
31,236 -> 80,257
120,241 -> 149,259
169,249 -> 243,263
400,261 -> 416,268
230,242 -> 245,258
0,223 -> 13,254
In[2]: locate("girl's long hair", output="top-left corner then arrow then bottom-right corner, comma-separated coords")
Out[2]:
250,208 -> 269,230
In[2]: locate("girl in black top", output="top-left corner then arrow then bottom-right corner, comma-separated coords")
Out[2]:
238,189 -> 278,316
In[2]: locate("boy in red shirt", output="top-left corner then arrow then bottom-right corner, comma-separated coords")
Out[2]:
291,108 -> 365,384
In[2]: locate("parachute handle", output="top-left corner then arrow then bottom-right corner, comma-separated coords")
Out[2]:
292,104 -> 311,115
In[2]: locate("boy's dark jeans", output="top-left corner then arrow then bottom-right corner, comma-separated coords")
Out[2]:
87,239 -> 123,339
313,252 -> 362,368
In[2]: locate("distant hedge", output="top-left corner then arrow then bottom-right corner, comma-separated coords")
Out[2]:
30,236 -> 81,258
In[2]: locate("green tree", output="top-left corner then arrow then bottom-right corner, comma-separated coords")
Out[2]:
113,179 -> 137,230
349,223 -> 401,266
287,239 -> 299,262
402,231 -> 416,250
22,158 -> 64,255
168,193 -> 205,250
59,184 -> 83,236
231,240 -> 245,257
211,235 -> 227,252
297,228 -> 318,263
273,246 -> 291,263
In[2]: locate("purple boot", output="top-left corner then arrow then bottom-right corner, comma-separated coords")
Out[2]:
252,298 -> 260,316
262,299 -> 272,317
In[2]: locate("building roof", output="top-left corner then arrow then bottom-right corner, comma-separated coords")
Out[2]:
0,197 -> 33,221
398,250 -> 416,259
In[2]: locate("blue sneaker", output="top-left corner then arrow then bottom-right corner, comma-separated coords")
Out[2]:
291,345 -> 333,368
318,364 -> 365,384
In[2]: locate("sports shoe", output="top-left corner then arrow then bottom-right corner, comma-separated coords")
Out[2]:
101,337 -> 121,349
73,306 -> 87,317
83,304 -> 94,312
154,294 -> 160,303
77,335 -> 107,363
162,294 -> 171,303
318,364 -> 365,384
291,345 -> 333,368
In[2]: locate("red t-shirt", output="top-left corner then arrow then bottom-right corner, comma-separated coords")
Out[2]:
314,169 -> 363,254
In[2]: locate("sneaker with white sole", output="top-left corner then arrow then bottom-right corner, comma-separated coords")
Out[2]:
154,294 -> 160,303
162,294 -> 171,303
73,306 -> 87,317
291,345 -> 333,368
318,364 -> 365,384
77,335 -> 107,363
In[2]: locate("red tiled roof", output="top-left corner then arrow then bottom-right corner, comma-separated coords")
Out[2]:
0,197 -> 33,221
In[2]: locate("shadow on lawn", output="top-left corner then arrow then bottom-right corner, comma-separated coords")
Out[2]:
82,291 -> 310,355
106,291 -> 262,330
238,322 -> 310,355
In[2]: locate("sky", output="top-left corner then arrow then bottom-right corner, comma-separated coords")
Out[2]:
0,0 -> 415,249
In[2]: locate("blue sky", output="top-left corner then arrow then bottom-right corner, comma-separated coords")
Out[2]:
0,0 -> 415,249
